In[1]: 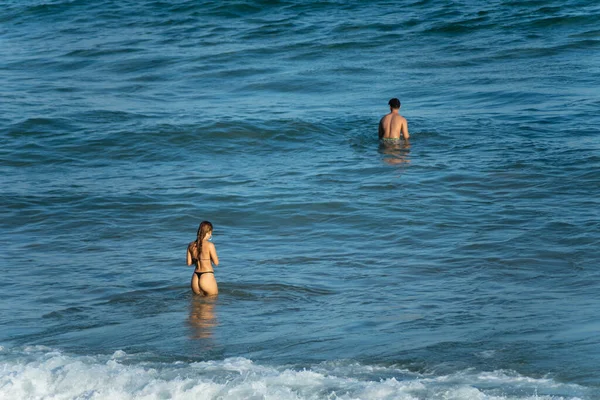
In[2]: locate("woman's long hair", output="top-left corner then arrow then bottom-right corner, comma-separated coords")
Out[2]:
194,221 -> 213,260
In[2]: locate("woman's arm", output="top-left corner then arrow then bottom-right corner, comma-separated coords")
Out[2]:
210,243 -> 219,266
186,244 -> 193,266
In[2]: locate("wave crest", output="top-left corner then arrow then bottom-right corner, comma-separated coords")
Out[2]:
0,347 -> 592,400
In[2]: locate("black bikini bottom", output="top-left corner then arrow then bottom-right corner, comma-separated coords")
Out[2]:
195,271 -> 214,279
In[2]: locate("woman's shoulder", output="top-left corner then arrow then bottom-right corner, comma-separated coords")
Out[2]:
187,241 -> 197,250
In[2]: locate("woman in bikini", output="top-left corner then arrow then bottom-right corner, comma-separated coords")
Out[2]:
187,221 -> 219,296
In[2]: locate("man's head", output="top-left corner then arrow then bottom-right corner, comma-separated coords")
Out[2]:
388,98 -> 401,110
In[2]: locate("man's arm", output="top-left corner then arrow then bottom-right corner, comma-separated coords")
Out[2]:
378,119 -> 384,139
401,118 -> 409,140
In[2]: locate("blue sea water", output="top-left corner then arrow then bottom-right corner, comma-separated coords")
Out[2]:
1,0 -> 600,398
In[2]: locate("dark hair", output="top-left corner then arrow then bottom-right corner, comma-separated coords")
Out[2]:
194,221 -> 213,260
388,98 -> 401,109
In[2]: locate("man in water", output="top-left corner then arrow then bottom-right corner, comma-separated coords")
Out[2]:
379,98 -> 409,142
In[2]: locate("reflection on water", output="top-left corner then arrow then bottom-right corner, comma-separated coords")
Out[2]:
187,296 -> 217,340
379,140 -> 411,165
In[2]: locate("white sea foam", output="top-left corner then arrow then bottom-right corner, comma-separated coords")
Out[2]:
0,348 -> 592,400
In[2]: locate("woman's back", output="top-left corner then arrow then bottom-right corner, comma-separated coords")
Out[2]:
189,241 -> 214,272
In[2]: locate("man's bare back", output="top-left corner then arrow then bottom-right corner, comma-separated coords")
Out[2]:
379,98 -> 409,140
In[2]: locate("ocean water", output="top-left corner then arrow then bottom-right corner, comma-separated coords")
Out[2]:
1,0 -> 600,399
